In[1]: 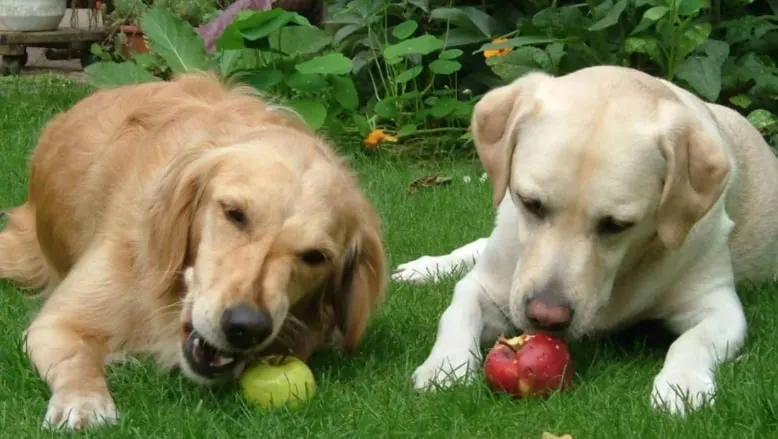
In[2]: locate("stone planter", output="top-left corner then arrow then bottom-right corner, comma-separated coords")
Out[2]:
0,0 -> 68,32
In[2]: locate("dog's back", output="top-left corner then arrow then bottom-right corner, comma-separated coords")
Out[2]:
1,74 -> 311,287
706,103 -> 778,282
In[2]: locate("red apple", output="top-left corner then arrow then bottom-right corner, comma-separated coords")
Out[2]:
483,333 -> 573,398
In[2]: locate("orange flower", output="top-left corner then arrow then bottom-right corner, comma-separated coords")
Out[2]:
364,129 -> 398,149
483,37 -> 512,59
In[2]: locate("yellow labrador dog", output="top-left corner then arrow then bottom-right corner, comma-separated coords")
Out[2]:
393,65 -> 778,415
0,73 -> 387,431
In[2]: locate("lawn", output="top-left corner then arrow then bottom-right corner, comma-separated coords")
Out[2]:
1,75 -> 777,439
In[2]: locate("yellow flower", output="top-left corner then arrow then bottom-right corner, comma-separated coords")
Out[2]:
364,129 -> 398,149
483,37 -> 512,59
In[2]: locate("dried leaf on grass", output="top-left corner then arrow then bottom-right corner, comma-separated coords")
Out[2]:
542,433 -> 572,439
407,175 -> 453,195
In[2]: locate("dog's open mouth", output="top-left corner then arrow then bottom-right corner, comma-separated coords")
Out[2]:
181,323 -> 246,378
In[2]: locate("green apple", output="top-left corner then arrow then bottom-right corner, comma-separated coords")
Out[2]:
239,355 -> 317,410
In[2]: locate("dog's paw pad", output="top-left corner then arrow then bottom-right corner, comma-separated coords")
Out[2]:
43,391 -> 118,431
392,256 -> 452,284
411,354 -> 478,391
651,368 -> 716,417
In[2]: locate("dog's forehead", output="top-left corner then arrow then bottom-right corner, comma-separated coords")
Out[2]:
512,94 -> 666,211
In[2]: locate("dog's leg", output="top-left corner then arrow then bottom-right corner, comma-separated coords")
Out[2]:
0,203 -> 50,290
650,280 -> 746,417
23,248 -> 125,431
410,270 -> 510,390
392,238 -> 489,284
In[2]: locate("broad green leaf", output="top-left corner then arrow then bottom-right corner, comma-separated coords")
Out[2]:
385,56 -> 403,66
546,43 -> 566,72
398,91 -> 422,101
295,53 -> 353,75
272,25 -> 332,56
443,27 -> 491,47
588,0 -> 628,31
678,0 -> 709,17
747,109 -> 778,131
729,94 -> 752,109
398,124 -> 418,137
429,7 -> 494,38
374,100 -> 399,119
631,6 -> 669,34
678,23 -> 712,61
284,72 -> 328,92
392,20 -> 418,40
85,62 -> 161,88
675,55 -> 722,101
239,68 -> 284,91
486,47 -> 552,81
141,7 -> 209,74
439,49 -> 464,60
218,49 -> 263,77
286,99 -> 327,131
241,9 -> 310,41
624,36 -> 664,67
394,66 -> 423,84
351,113 -> 370,137
478,36 -> 564,52
332,23 -> 362,47
644,5 -> 670,21
698,39 -> 730,65
428,97 -> 458,118
429,59 -> 462,75
217,10 -> 279,49
329,75 -> 359,110
383,34 -> 444,59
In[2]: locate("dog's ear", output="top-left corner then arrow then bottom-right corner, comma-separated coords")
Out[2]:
472,72 -> 549,206
329,210 -> 388,353
657,117 -> 730,249
141,148 -> 215,296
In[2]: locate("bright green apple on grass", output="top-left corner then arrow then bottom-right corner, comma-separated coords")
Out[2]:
239,355 -> 317,410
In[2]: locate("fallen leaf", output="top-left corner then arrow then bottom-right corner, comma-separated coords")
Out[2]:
407,175 -> 453,195
542,433 -> 572,439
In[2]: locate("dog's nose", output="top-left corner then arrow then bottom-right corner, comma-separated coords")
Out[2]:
220,304 -> 273,349
525,296 -> 573,331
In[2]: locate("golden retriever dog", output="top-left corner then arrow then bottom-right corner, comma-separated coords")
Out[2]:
0,73 -> 387,431
392,65 -> 778,416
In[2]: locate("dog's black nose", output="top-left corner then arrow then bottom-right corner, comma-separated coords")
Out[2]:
220,304 -> 273,349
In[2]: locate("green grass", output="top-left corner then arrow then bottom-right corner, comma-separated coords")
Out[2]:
1,75 -> 777,439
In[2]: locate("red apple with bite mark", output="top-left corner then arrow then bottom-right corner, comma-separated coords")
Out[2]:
483,333 -> 573,398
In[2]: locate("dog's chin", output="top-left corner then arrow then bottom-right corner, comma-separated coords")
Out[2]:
178,325 -> 249,384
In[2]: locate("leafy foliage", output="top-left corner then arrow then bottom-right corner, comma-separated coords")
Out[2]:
87,0 -> 778,153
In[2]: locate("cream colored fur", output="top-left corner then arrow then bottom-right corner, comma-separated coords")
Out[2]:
393,65 -> 778,416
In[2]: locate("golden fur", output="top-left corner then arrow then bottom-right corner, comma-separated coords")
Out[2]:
0,73 -> 387,430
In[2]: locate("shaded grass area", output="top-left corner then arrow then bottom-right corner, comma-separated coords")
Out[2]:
0,75 -> 777,438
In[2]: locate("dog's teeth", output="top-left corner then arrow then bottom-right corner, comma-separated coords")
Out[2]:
192,337 -> 203,360
212,355 -> 235,367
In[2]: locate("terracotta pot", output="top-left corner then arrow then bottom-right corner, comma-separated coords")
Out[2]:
119,24 -> 149,59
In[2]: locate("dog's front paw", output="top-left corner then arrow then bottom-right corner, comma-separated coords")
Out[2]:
43,390 -> 118,431
392,256 -> 454,284
411,351 -> 479,391
651,367 -> 716,417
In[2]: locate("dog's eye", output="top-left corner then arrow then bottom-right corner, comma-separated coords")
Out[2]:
224,207 -> 247,227
598,216 -> 633,235
519,196 -> 546,219
299,249 -> 328,265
